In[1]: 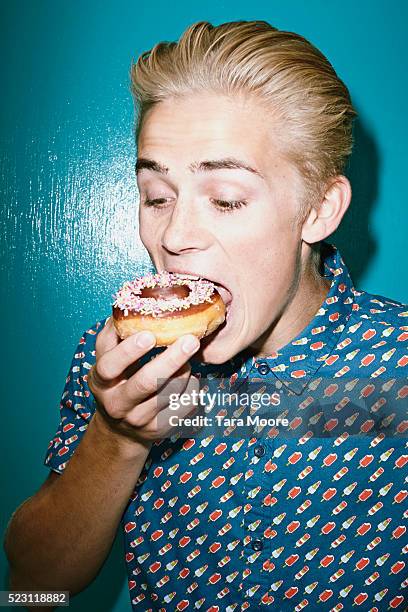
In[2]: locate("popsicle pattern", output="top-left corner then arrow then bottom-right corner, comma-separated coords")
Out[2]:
44,242 -> 408,611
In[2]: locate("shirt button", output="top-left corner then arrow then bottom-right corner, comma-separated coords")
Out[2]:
254,445 -> 265,457
257,362 -> 269,375
251,538 -> 263,551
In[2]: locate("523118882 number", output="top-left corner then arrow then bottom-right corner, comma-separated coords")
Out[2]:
0,591 -> 69,607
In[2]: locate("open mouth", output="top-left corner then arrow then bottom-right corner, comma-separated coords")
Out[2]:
169,272 -> 232,306
205,281 -> 233,333
169,271 -> 233,331
212,283 -> 232,310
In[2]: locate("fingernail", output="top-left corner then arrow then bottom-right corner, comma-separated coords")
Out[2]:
135,331 -> 156,348
181,335 -> 199,354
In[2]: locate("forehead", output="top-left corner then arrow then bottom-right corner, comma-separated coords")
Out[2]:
137,93 -> 282,175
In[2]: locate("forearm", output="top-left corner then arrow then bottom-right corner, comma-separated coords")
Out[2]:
4,412 -> 152,596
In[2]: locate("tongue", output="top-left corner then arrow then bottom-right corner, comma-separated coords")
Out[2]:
214,284 -> 232,306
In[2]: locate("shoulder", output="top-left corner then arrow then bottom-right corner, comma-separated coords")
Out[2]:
344,288 -> 408,372
43,317 -> 110,473
350,288 -> 408,343
352,288 -> 408,326
63,317 -> 110,404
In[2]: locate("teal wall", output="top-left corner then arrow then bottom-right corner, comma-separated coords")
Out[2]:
1,1 -> 407,611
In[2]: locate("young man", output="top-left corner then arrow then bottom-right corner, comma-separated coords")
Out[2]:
5,20 -> 407,611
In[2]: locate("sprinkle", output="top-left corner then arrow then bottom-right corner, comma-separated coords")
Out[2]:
112,271 -> 216,317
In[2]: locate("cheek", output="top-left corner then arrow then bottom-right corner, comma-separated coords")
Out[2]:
244,243 -> 300,309
241,218 -> 298,270
239,201 -> 296,249
225,212 -> 299,298
138,225 -> 150,249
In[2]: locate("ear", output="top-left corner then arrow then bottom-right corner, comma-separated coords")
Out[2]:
301,175 -> 351,243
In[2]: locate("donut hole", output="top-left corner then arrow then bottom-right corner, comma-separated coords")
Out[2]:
140,285 -> 191,299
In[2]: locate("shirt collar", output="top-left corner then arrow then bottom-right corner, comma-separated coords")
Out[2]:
192,241 -> 356,396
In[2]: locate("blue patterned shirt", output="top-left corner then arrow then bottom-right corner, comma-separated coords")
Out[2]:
44,242 -> 408,612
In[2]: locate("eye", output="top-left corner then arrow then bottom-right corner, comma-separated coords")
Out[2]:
141,197 -> 171,209
141,197 -> 248,212
211,198 -> 248,213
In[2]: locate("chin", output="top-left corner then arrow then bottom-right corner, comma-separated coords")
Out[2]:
196,349 -> 226,365
195,348 -> 230,365
194,304 -> 242,364
194,329 -> 235,365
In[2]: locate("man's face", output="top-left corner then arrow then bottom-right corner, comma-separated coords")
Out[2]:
137,93 -> 306,364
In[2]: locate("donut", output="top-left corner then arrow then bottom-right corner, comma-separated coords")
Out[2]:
112,271 -> 226,346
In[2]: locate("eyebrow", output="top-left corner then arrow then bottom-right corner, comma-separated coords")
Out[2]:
135,156 -> 265,179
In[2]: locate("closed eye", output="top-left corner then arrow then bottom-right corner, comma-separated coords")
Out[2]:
141,197 -> 248,213
210,198 -> 248,212
142,198 -> 169,208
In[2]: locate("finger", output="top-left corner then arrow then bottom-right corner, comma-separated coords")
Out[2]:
92,330 -> 157,390
123,354 -> 190,381
95,316 -> 121,358
125,373 -> 201,436
122,367 -> 194,427
157,374 -> 202,436
162,373 -> 201,418
120,335 -> 200,411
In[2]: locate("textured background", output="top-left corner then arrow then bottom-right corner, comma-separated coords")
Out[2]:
1,1 -> 407,610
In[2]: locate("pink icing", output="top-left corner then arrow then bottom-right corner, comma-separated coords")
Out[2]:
112,271 -> 216,317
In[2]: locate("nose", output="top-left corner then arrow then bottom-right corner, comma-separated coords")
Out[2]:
161,199 -> 210,254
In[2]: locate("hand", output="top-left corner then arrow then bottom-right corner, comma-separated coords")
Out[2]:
88,318 -> 201,447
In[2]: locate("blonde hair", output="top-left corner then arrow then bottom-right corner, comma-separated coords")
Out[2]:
131,20 -> 357,270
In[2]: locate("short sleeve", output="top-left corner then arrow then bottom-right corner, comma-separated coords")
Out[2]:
43,318 -> 108,474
